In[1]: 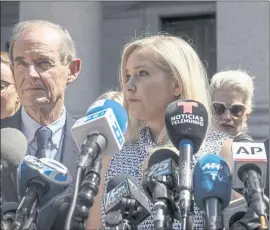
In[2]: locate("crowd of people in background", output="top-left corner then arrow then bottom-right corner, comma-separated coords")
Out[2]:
0,19 -> 268,230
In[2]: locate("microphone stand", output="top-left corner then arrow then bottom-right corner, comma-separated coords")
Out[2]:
106,211 -> 133,230
178,139 -> 194,230
1,212 -> 16,230
105,198 -> 140,230
153,198 -> 173,230
65,133 -> 106,230
70,157 -> 102,230
242,185 -> 269,230
12,181 -> 47,230
228,191 -> 269,230
204,198 -> 224,230
151,178 -> 180,230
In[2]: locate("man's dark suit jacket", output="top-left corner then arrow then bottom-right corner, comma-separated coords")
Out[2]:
1,108 -> 79,229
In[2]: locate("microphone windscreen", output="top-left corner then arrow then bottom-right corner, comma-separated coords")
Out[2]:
104,173 -> 151,225
165,99 -> 208,153
148,149 -> 178,168
1,128 -> 28,169
193,154 -> 232,210
85,99 -> 128,133
107,173 -> 139,193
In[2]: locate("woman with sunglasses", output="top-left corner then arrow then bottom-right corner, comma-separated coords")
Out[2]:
210,69 -> 254,137
1,51 -> 20,119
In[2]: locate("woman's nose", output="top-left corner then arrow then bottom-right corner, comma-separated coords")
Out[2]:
125,76 -> 137,92
222,108 -> 232,120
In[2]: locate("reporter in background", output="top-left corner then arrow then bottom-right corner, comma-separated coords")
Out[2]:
1,51 -> 20,119
1,20 -> 81,229
87,34 -> 233,230
210,69 -> 254,137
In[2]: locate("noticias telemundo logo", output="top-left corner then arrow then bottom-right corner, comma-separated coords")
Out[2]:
177,101 -> 198,114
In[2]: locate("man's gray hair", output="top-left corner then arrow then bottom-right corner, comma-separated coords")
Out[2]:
9,19 -> 76,65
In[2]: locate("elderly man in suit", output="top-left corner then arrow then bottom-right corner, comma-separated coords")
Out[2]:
1,19 -> 81,229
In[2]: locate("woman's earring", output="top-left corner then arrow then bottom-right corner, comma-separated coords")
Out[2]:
174,92 -> 181,99
173,88 -> 182,98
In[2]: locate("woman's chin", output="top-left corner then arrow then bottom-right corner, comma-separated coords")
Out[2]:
221,127 -> 236,136
129,109 -> 145,120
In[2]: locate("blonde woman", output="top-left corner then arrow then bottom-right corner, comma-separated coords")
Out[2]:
87,35 -> 233,230
210,70 -> 254,137
0,51 -> 20,119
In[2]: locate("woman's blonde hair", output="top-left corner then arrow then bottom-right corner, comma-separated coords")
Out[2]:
119,34 -> 211,145
96,90 -> 124,105
210,69 -> 255,114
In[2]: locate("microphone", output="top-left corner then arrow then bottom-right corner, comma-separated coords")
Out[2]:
104,174 -> 151,229
72,157 -> 102,230
72,99 -> 128,168
164,99 -> 208,230
14,155 -> 72,230
1,128 -> 28,204
1,128 -> 28,229
231,134 -> 268,229
263,138 -> 269,197
65,99 -> 128,229
142,148 -> 180,229
193,154 -> 232,230
1,164 -> 19,230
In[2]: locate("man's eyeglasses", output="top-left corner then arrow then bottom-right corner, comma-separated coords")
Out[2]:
212,102 -> 246,118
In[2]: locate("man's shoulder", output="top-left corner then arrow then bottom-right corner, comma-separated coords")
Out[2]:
0,109 -> 22,130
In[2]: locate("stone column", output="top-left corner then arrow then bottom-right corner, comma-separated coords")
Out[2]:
217,1 -> 269,140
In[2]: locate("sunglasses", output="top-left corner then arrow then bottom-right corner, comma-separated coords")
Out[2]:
212,102 -> 246,117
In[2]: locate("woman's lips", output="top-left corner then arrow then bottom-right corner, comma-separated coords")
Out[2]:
221,123 -> 234,129
128,98 -> 139,103
25,88 -> 45,91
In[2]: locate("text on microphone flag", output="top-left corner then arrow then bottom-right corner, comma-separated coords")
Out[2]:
232,142 -> 267,161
